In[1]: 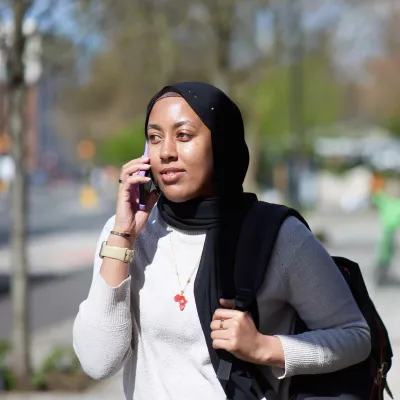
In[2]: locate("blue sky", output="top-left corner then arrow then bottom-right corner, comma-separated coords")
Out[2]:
26,0 -> 101,50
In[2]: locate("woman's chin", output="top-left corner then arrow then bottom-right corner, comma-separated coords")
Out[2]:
160,185 -> 197,203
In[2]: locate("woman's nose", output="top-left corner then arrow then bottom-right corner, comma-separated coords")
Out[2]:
160,137 -> 178,161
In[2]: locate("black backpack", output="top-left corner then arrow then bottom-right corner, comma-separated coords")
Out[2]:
233,201 -> 393,400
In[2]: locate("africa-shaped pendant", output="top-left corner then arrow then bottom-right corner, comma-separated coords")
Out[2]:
174,293 -> 188,311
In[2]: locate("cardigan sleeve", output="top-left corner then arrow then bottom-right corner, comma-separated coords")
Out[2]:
72,215 -> 133,380
269,217 -> 371,379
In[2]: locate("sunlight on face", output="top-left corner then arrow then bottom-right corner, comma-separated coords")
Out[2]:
148,96 -> 214,203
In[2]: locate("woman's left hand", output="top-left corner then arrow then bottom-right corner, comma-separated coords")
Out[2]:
210,299 -> 266,364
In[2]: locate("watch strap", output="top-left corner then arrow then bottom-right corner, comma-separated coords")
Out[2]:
99,242 -> 134,263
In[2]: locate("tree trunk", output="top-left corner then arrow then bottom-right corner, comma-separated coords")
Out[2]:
9,83 -> 30,390
8,0 -> 32,390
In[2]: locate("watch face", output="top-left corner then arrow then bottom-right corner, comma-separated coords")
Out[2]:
125,251 -> 134,264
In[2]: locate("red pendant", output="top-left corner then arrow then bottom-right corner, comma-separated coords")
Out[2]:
174,293 -> 188,311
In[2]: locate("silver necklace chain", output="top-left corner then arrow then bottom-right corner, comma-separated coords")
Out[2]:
169,233 -> 201,296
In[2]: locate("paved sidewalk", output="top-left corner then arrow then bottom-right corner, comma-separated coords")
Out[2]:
0,182 -> 115,280
0,370 -> 124,400
0,392 -> 118,400
0,231 -> 99,278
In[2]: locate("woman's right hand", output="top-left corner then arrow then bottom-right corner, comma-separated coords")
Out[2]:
113,157 -> 159,242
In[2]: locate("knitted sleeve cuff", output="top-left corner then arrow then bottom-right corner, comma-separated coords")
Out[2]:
271,334 -> 322,379
80,272 -> 132,328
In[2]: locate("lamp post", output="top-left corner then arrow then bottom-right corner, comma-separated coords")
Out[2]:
287,0 -> 305,209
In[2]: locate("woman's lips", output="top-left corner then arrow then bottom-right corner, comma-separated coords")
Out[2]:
160,170 -> 185,184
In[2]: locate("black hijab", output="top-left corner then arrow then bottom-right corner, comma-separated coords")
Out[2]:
145,82 -> 259,399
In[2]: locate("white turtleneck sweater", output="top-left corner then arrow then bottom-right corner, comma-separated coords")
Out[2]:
73,206 -> 371,400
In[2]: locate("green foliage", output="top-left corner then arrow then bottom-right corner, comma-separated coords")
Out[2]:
0,340 -> 15,390
240,55 -> 342,157
0,343 -> 92,392
96,120 -> 146,166
385,116 -> 400,137
303,59 -> 342,130
0,340 -> 11,365
31,347 -> 88,391
315,230 -> 328,244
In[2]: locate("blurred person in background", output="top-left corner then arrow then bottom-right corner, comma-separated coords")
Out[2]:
73,82 -> 370,399
370,171 -> 400,286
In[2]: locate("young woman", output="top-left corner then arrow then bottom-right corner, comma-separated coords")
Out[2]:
73,82 -> 371,400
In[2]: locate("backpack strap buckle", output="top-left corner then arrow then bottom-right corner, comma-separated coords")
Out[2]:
379,361 -> 389,379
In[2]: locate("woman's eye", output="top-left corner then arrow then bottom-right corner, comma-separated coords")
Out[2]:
149,134 -> 161,143
177,132 -> 193,141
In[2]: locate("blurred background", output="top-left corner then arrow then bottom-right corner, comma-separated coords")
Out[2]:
0,0 -> 399,398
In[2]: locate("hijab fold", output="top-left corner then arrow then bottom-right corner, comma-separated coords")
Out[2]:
147,82 -> 261,400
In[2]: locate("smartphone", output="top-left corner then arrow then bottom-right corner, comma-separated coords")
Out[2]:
138,142 -> 156,210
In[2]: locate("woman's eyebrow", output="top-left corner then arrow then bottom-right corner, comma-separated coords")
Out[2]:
148,120 -> 196,131
173,120 -> 196,129
148,123 -> 162,131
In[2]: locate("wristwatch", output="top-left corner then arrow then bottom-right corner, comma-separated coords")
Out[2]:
99,241 -> 134,264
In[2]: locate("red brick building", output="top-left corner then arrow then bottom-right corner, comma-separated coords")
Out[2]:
0,83 -> 40,173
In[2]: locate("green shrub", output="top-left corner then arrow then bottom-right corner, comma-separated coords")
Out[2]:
315,230 -> 328,244
0,340 -> 15,390
0,344 -> 92,392
31,347 -> 90,391
96,120 -> 146,166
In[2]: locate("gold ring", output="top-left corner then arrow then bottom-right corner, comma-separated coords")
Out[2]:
219,319 -> 224,330
118,179 -> 124,184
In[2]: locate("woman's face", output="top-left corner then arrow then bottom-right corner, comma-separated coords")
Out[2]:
147,96 -> 214,203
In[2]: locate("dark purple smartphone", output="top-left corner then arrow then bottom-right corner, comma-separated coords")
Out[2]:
138,142 -> 153,210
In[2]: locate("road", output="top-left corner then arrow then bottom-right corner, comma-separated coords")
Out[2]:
0,183 -> 116,246
0,182 -> 116,338
0,269 -> 93,339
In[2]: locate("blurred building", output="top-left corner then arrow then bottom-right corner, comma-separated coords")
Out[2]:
0,83 -> 41,173
0,19 -> 71,183
314,123 -> 400,172
0,20 -> 41,172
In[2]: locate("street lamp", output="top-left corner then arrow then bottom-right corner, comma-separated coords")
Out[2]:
287,0 -> 305,209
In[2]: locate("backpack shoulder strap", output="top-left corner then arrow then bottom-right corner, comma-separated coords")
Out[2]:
229,201 -> 309,398
234,201 -> 309,316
